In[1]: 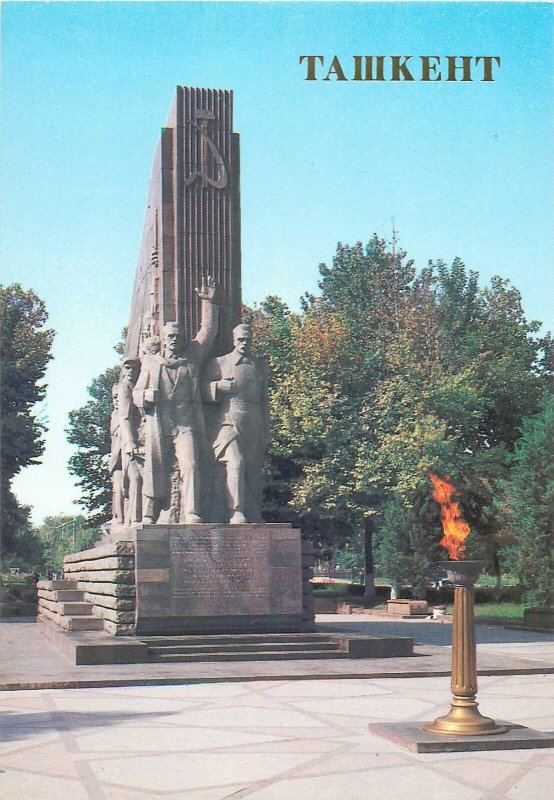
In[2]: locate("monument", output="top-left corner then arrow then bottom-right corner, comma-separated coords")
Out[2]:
37,87 -> 314,639
36,87 -> 416,662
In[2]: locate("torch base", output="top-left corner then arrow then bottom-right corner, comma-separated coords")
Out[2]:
423,700 -> 507,736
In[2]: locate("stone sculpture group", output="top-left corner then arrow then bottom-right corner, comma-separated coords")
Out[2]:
109,277 -> 269,531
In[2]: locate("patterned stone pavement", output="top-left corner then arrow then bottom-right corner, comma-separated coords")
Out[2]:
1,673 -> 553,800
1,618 -> 553,797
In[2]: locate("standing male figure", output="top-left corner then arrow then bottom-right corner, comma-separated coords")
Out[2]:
117,357 -> 143,525
203,322 -> 269,523
133,277 -> 219,523
108,385 -> 124,528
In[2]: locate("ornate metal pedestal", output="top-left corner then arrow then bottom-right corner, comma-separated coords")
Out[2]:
424,560 -> 507,736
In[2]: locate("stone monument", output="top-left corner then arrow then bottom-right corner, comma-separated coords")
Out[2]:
53,86 -> 313,637
37,88 -> 412,659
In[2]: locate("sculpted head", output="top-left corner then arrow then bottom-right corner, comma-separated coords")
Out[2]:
142,336 -> 161,357
122,357 -> 140,385
162,322 -> 183,357
233,323 -> 253,357
111,384 -> 119,411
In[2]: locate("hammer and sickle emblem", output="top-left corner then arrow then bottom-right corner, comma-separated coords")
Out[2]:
184,109 -> 227,190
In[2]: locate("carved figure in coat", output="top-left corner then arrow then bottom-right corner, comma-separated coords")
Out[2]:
108,384 -> 124,527
133,277 -> 219,523
117,357 -> 143,525
203,323 -> 269,523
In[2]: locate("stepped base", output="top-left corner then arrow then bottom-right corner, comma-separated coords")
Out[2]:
37,616 -> 413,665
142,631 -> 413,663
37,616 -> 149,665
370,721 -> 554,753
149,649 -> 348,663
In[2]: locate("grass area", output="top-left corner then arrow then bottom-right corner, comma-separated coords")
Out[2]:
475,574 -> 519,587
446,602 -> 524,620
311,580 -> 352,594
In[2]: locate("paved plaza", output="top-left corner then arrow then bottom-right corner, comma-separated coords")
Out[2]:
1,617 -> 553,799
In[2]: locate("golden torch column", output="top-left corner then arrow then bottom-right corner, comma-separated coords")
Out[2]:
424,560 -> 506,736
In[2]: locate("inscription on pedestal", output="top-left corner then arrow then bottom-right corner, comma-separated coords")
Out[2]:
168,528 -> 299,615
134,524 -> 304,634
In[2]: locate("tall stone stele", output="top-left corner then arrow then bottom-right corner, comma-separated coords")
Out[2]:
114,86 -> 243,529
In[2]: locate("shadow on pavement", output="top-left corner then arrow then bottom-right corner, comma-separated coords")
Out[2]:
1,709 -> 178,742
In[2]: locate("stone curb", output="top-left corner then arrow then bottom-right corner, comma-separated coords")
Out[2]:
2,665 -> 553,692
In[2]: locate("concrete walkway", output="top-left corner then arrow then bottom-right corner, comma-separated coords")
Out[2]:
1,616 -> 553,690
1,617 -> 553,799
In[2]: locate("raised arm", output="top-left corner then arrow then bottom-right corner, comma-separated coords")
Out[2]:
192,275 -> 220,360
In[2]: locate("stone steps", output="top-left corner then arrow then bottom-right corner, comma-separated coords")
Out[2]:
150,648 -> 348,663
58,602 -> 94,615
52,590 -> 86,602
141,632 -> 334,647
144,632 -> 346,662
37,580 -> 104,632
37,543 -> 137,637
142,632 -> 414,663
60,615 -> 105,632
147,641 -> 341,656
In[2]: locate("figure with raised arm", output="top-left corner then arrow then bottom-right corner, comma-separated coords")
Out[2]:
133,277 -> 219,523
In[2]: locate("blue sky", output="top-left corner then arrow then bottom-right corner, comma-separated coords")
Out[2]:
2,2 -> 552,523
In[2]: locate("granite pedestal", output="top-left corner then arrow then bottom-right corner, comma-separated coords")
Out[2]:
134,523 -> 310,635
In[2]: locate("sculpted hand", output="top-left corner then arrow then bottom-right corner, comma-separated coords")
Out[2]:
127,444 -> 142,459
144,388 -> 159,404
195,274 -> 218,302
217,378 -> 235,395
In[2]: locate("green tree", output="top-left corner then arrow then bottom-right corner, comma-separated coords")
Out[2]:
498,395 -> 554,606
0,505 -> 45,573
66,365 -> 120,524
356,257 -> 551,586
250,236 -> 415,599
36,514 -> 98,573
253,236 -> 552,599
1,284 -> 54,559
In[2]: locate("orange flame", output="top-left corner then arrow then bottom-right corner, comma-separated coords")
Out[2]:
428,473 -> 470,560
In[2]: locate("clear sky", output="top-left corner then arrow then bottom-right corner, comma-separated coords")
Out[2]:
2,2 -> 553,524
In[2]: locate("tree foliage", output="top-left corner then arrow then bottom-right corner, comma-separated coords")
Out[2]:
0,504 -> 45,572
66,365 -> 120,525
0,284 -> 54,557
251,235 -> 552,595
36,514 -> 98,573
497,395 -> 554,606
